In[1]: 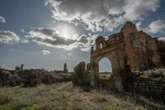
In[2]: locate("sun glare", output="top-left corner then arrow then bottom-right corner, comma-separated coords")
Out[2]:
56,23 -> 77,40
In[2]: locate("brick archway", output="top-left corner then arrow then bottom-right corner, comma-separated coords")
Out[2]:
95,56 -> 113,73
90,21 -> 162,74
90,36 -> 126,74
98,57 -> 112,73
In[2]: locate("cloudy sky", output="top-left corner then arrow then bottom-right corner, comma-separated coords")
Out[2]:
0,0 -> 165,72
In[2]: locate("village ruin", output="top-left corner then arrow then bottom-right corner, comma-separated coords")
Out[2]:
90,21 -> 165,74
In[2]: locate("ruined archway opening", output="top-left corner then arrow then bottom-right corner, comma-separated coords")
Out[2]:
98,57 -> 112,76
99,43 -> 103,49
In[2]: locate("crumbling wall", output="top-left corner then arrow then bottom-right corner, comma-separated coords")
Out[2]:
89,21 -> 165,95
157,41 -> 165,66
133,78 -> 165,103
91,21 -> 164,74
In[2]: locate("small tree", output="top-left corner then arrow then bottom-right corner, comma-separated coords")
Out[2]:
20,64 -> 24,70
72,62 -> 98,90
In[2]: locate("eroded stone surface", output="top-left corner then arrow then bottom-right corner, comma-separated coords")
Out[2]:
91,21 -> 165,73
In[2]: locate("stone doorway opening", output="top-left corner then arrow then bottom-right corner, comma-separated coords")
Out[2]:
98,57 -> 112,79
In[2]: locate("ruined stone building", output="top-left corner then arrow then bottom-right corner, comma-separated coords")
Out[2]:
64,63 -> 68,73
90,21 -> 165,73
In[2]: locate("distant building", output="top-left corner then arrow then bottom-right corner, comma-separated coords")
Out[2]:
53,63 -> 68,73
64,63 -> 68,73
15,64 -> 24,71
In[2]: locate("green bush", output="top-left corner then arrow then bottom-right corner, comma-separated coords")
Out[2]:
72,62 -> 98,90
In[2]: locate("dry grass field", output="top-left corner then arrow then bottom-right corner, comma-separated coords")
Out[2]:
0,82 -> 145,110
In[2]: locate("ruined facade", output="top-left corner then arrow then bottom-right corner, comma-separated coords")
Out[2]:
91,21 -> 165,73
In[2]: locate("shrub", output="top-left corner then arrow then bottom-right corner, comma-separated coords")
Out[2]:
72,62 -> 98,90
17,70 -> 56,87
0,70 -> 21,87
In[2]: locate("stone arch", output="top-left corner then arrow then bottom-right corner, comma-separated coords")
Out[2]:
91,47 -> 126,75
90,21 -> 163,77
98,57 -> 112,73
91,54 -> 115,74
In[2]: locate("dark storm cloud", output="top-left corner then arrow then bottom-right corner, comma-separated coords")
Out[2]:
45,0 -> 160,32
27,0 -> 161,51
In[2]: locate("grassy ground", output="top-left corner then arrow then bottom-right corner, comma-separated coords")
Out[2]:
0,82 -> 145,110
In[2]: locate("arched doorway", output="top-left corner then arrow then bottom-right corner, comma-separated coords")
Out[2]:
99,57 -> 112,73
98,57 -> 112,78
